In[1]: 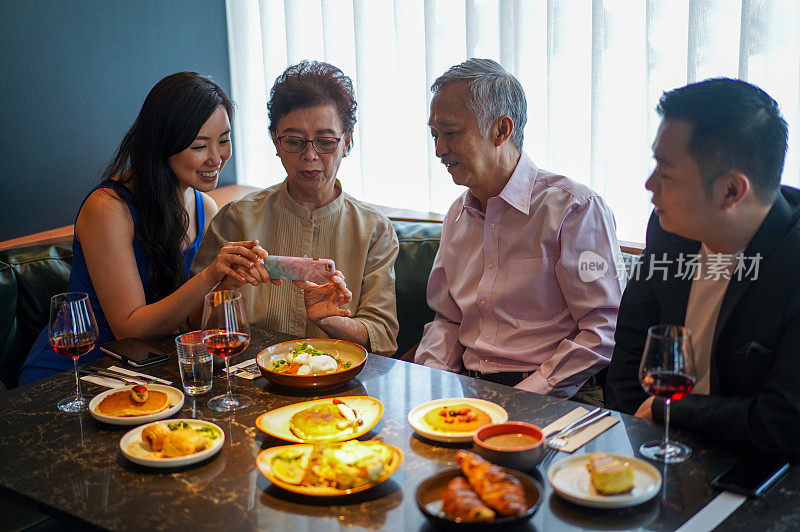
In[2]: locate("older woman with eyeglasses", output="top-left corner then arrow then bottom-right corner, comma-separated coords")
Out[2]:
191,61 -> 399,356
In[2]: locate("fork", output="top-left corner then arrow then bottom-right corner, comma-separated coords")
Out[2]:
235,362 -> 260,376
539,409 -> 610,467
547,410 -> 610,449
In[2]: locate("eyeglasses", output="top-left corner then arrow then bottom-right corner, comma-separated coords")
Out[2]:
277,135 -> 342,154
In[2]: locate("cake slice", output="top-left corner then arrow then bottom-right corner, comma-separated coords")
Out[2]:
586,452 -> 635,495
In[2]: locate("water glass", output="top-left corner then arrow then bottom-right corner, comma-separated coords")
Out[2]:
176,331 -> 213,395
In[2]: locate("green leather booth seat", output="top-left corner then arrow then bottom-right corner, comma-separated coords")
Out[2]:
0,243 -> 73,389
392,221 -> 441,357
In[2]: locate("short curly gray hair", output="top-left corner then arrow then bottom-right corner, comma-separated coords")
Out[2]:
431,58 -> 526,149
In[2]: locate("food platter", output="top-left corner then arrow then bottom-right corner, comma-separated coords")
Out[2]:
88,384 -> 184,425
255,396 -> 383,443
415,467 -> 542,530
548,453 -> 662,508
119,419 -> 224,468
256,442 -> 403,496
408,398 -> 508,443
256,338 -> 367,390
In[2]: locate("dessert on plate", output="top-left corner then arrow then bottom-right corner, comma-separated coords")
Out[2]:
586,452 -> 635,495
97,385 -> 170,417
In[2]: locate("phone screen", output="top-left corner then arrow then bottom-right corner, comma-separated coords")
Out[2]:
100,338 -> 169,366
711,455 -> 789,496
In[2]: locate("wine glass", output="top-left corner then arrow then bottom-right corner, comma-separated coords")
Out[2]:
201,290 -> 252,412
48,292 -> 99,412
638,324 -> 696,463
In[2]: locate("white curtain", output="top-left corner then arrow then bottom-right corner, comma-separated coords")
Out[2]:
226,0 -> 800,243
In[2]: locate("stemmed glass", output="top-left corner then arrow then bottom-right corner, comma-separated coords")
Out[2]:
638,324 -> 696,463
201,290 -> 251,412
48,292 -> 99,412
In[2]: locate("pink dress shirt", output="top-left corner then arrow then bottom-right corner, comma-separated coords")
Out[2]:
415,153 -> 623,398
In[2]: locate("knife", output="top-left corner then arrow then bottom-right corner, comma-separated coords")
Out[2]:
79,369 -> 135,385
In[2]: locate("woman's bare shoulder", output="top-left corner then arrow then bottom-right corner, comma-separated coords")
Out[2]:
76,186 -> 134,237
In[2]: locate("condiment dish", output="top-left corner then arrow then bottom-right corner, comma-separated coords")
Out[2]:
473,421 -> 545,471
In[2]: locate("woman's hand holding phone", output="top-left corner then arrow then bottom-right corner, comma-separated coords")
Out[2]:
208,240 -> 269,287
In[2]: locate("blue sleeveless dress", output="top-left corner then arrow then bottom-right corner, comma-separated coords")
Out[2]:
19,184 -> 205,384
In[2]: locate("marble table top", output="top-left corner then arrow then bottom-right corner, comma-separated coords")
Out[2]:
1,327 -> 798,531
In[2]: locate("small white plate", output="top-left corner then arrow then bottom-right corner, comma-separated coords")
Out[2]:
255,396 -> 383,443
88,384 -> 184,425
407,397 -> 508,443
120,419 -> 224,468
548,453 -> 662,508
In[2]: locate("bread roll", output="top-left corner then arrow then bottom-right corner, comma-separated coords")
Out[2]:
455,450 -> 527,516
441,476 -> 496,522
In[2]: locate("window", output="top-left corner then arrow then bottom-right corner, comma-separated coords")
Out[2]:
227,0 -> 800,242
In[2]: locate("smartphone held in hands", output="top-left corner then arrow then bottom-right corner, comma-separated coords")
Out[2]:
262,256 -> 335,284
100,338 -> 170,367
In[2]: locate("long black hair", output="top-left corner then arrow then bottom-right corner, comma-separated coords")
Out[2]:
103,72 -> 234,303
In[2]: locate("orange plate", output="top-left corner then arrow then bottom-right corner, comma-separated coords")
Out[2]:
256,442 -> 403,496
255,396 -> 384,443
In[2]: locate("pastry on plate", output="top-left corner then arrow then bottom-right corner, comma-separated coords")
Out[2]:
586,452 -> 635,495
441,476 -> 496,522
456,450 -> 527,516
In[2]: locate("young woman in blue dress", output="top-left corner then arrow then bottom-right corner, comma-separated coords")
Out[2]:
20,72 -> 266,384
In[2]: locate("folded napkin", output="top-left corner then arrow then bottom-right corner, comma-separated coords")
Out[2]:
224,358 -> 260,380
542,406 -> 619,453
80,365 -> 171,389
80,375 -> 126,389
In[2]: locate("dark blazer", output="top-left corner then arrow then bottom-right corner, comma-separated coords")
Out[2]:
606,186 -> 800,460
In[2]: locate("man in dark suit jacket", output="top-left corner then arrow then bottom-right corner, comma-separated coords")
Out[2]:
606,78 -> 800,461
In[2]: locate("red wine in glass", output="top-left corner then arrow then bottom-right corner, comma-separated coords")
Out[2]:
48,293 -> 99,412
202,331 -> 250,358
201,290 -> 252,412
638,324 -> 696,463
50,332 -> 96,359
641,371 -> 695,402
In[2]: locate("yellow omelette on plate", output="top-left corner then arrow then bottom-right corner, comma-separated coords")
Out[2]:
255,396 -> 384,443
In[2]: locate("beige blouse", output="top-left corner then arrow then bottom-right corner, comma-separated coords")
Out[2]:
191,180 -> 399,356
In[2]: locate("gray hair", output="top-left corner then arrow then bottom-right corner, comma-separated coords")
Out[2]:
431,58 -> 526,149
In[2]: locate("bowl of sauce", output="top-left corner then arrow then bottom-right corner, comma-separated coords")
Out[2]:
473,422 -> 545,471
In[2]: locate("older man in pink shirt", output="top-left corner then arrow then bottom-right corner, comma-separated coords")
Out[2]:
414,59 -> 623,405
